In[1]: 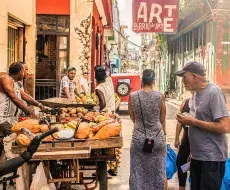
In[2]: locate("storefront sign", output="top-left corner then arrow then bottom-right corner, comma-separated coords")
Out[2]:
132,0 -> 179,33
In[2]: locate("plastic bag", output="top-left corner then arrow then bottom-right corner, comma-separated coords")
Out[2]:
30,162 -> 56,190
221,158 -> 230,190
166,144 -> 177,180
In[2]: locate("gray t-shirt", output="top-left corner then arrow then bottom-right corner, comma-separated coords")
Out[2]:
189,83 -> 229,161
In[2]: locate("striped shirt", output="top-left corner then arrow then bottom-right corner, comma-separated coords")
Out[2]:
59,76 -> 75,100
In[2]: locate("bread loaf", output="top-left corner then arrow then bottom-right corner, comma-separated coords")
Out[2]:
93,123 -> 121,139
75,122 -> 90,139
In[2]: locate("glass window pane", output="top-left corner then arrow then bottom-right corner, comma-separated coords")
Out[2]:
37,15 -> 57,32
59,36 -> 68,49
59,51 -> 67,74
58,16 -> 70,32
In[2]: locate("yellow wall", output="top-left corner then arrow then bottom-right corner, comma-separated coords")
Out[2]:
70,0 -> 93,92
8,0 -> 34,25
0,0 -> 8,72
0,0 -> 36,96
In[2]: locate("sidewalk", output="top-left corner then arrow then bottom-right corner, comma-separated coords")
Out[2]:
167,98 -> 230,114
166,98 -> 182,110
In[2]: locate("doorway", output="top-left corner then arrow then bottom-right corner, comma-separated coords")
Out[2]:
35,35 -> 69,100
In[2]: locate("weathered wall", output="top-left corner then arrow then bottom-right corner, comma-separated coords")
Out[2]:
8,0 -> 34,24
0,0 -> 36,86
69,0 -> 93,92
0,0 -> 8,72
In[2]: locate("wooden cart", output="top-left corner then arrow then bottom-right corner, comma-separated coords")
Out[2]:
12,137 -> 123,190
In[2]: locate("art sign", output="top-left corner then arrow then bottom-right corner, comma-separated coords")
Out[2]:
132,0 -> 179,33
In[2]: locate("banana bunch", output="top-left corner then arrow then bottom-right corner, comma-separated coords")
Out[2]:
63,122 -> 77,130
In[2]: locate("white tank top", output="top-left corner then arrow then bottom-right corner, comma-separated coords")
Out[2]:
96,77 -> 115,112
0,76 -> 22,124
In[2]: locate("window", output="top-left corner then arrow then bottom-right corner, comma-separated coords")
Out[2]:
7,27 -> 19,66
118,79 -> 131,85
37,15 -> 70,33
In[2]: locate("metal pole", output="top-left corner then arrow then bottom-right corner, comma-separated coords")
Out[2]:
204,0 -> 214,18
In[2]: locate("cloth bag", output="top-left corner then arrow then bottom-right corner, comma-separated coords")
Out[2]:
30,162 -> 56,190
166,144 -> 177,180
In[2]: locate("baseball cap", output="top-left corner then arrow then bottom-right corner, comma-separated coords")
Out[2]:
174,62 -> 206,77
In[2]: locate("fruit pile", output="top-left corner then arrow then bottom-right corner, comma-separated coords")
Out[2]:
73,93 -> 98,105
58,107 -> 88,121
12,112 -> 122,145
83,112 -> 115,122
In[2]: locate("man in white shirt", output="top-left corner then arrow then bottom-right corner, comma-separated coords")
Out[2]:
80,72 -> 89,94
95,67 -> 115,112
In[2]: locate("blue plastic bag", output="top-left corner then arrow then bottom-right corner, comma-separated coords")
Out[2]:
166,144 -> 177,180
221,158 -> 230,190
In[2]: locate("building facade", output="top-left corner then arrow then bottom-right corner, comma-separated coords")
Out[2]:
166,0 -> 230,103
0,0 -> 36,96
35,0 -> 113,99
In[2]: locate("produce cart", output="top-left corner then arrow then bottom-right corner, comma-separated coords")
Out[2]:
11,97 -> 123,190
12,137 -> 123,190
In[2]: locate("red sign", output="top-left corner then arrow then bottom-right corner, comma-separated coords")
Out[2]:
132,0 -> 179,33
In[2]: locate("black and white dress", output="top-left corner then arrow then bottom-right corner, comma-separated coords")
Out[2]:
130,90 -> 166,190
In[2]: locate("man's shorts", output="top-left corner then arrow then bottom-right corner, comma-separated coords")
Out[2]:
190,159 -> 225,190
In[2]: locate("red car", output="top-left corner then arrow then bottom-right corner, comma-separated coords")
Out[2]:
111,73 -> 141,102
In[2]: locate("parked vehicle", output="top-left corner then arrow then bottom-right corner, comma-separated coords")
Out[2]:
111,73 -> 141,102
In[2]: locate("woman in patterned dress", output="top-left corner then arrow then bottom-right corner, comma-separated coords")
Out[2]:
128,69 -> 167,190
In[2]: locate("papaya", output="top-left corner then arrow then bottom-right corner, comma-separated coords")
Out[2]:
75,122 -> 90,139
40,124 -> 49,133
93,123 -> 121,139
11,119 -> 41,134
15,134 -> 31,146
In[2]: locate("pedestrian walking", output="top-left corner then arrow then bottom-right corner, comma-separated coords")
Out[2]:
175,61 -> 230,190
128,69 -> 167,190
174,92 -> 194,190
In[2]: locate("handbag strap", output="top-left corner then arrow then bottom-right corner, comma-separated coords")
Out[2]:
138,91 -> 162,138
138,91 -> 147,137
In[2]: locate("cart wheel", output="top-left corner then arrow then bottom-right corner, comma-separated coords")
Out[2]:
116,82 -> 130,97
98,161 -> 108,190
